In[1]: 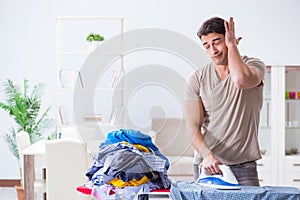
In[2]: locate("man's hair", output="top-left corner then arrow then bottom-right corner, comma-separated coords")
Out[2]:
197,17 -> 225,40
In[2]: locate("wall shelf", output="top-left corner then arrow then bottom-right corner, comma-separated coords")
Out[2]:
56,16 -> 126,138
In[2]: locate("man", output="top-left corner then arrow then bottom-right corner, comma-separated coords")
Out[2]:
185,16 -> 266,186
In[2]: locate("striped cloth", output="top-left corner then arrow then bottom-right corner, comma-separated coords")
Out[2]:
170,180 -> 300,200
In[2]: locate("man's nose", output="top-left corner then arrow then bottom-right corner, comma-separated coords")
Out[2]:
210,45 -> 218,54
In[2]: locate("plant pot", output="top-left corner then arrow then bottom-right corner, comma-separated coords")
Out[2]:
88,41 -> 102,52
14,185 -> 24,200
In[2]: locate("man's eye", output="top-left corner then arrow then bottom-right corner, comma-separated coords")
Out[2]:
214,40 -> 223,46
203,44 -> 209,49
214,41 -> 221,46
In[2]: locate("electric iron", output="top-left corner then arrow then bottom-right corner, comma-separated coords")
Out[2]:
196,164 -> 240,190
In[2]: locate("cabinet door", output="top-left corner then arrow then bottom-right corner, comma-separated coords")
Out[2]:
284,156 -> 300,188
284,173 -> 300,188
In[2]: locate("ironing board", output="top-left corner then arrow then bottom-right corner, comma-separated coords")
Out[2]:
170,180 -> 300,200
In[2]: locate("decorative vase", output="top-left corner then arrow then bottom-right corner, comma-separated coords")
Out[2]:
15,185 -> 24,200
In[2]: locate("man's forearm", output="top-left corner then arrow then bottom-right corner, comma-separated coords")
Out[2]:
187,126 -> 211,158
185,101 -> 211,158
227,44 -> 253,87
225,17 -> 260,89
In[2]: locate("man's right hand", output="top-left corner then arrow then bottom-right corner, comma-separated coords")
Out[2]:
202,151 -> 222,175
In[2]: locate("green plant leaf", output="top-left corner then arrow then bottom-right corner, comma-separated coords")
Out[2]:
4,128 -> 19,160
0,79 -> 54,160
86,33 -> 94,42
86,33 -> 104,42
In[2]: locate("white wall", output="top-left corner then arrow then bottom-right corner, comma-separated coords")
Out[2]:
0,0 -> 299,179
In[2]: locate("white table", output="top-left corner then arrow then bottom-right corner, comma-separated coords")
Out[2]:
19,139 -> 102,200
20,139 -> 47,200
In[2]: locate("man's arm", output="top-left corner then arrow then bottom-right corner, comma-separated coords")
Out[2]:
185,101 -> 222,175
224,17 -> 263,89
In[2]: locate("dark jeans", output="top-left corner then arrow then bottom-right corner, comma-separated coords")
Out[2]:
194,161 -> 260,186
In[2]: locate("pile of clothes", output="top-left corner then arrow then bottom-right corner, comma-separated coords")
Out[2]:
85,129 -> 171,199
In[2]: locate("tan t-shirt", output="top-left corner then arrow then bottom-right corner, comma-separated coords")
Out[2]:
185,55 -> 266,165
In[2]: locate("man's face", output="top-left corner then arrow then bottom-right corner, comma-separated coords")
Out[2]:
201,33 -> 228,65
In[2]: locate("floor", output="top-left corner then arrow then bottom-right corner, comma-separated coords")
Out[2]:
0,187 -> 18,200
0,187 -> 45,200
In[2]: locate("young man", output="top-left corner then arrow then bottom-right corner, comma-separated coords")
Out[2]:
185,17 -> 266,186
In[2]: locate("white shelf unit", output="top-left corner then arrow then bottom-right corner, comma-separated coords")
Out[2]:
257,65 -> 300,188
283,66 -> 300,188
56,16 -> 126,139
257,66 -> 273,186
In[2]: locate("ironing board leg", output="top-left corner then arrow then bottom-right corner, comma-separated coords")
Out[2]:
138,194 -> 149,200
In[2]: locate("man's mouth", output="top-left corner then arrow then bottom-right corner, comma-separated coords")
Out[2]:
212,54 -> 221,59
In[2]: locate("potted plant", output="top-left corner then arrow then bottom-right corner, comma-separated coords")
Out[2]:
0,79 -> 55,198
86,33 -> 105,42
86,33 -> 105,51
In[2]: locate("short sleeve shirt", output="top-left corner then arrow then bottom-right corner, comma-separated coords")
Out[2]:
185,56 -> 266,165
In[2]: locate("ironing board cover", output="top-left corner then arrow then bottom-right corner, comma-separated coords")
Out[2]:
170,180 -> 300,200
